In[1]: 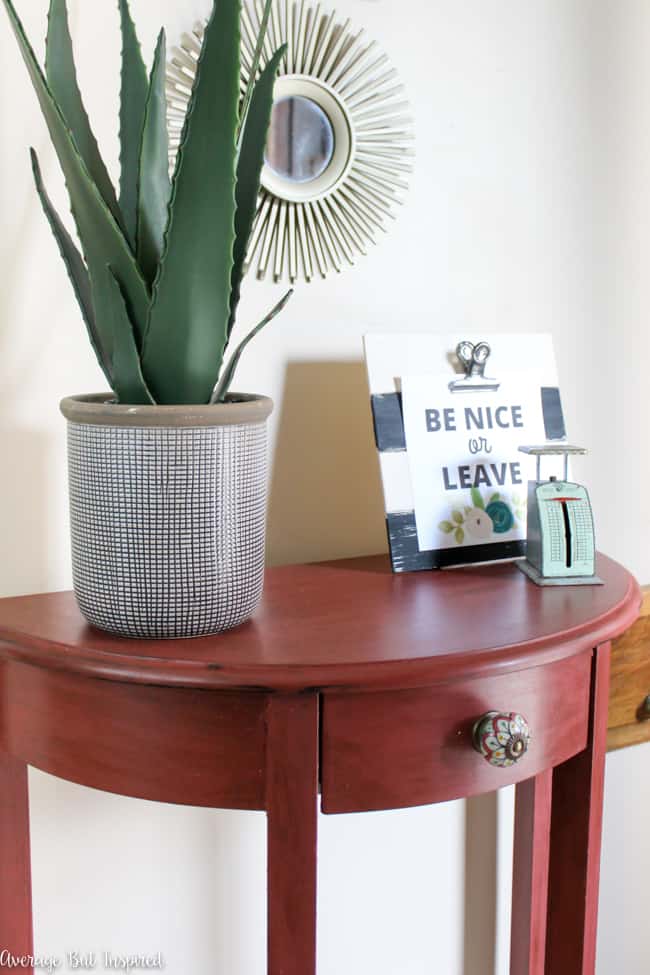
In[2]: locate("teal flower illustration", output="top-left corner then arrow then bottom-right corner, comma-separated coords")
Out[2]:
486,499 -> 514,534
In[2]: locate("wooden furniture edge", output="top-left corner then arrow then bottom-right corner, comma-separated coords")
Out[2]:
0,567 -> 639,692
608,585 -> 650,752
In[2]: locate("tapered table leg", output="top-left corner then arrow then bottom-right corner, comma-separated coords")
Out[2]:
0,752 -> 33,974
510,769 -> 553,975
266,694 -> 319,975
545,644 -> 611,975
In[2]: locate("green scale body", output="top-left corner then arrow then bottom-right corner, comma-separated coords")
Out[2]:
525,478 -> 596,579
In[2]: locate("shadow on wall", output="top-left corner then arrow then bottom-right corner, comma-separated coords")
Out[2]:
0,426 -> 52,597
267,360 -> 387,567
463,793 -> 498,975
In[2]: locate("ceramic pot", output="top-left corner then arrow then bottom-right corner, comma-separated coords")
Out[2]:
60,393 -> 273,639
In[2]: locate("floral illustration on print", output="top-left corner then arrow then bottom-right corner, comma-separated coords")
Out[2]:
438,487 -> 520,544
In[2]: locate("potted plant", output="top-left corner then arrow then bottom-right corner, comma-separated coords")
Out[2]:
2,0 -> 290,638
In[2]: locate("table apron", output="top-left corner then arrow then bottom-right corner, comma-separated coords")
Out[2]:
0,660 -> 268,810
1,648 -> 595,815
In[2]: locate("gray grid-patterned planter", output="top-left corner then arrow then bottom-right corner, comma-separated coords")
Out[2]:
60,393 -> 273,639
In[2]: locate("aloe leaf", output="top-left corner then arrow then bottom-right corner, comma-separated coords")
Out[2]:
236,0 -> 272,144
142,0 -> 242,405
136,29 -> 171,287
45,0 -> 123,230
31,149 -> 113,386
227,45 -> 285,340
1,0 -> 150,345
105,268 -> 154,405
211,289 -> 292,403
118,0 -> 148,250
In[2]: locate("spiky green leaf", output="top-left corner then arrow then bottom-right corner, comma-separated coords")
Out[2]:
105,269 -> 154,405
228,45 -> 285,340
31,149 -> 112,385
45,0 -> 122,229
236,0 -> 272,144
136,29 -> 171,286
142,0 -> 242,405
212,289 -> 292,403
1,0 -> 151,347
118,0 -> 148,250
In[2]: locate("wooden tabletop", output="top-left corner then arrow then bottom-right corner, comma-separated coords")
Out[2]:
0,554 -> 639,692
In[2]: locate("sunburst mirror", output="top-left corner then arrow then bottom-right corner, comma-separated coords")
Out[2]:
166,2 -> 414,283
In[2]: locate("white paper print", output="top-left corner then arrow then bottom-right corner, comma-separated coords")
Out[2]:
401,373 -> 548,552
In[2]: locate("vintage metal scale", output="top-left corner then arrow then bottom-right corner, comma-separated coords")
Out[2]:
517,444 -> 602,586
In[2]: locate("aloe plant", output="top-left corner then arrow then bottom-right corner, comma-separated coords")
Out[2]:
2,0 -> 290,405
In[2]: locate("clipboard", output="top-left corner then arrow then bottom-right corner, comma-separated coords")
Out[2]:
363,333 -> 567,573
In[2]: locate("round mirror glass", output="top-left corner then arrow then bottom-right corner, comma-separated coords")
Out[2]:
265,95 -> 335,184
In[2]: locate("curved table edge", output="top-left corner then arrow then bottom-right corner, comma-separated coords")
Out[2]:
0,570 -> 641,693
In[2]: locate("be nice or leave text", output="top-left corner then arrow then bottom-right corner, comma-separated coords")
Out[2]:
442,462 -> 522,490
424,403 -> 525,491
424,404 -> 524,434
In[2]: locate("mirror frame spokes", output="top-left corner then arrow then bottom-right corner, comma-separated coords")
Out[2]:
167,1 -> 414,283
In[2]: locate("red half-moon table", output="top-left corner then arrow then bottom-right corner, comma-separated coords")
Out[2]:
0,553 -> 640,975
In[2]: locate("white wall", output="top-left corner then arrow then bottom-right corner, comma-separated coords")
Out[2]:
591,1 -> 650,970
0,0 -> 646,972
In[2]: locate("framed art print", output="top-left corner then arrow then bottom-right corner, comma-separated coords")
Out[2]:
364,333 -> 567,572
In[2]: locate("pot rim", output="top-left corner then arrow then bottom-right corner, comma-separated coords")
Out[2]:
60,392 -> 274,428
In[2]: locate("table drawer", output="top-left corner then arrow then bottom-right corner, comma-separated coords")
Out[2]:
321,651 -> 592,813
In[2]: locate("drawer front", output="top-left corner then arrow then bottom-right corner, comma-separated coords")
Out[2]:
321,651 -> 592,813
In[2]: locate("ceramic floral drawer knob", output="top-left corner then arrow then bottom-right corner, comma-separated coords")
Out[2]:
472,711 -> 532,767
